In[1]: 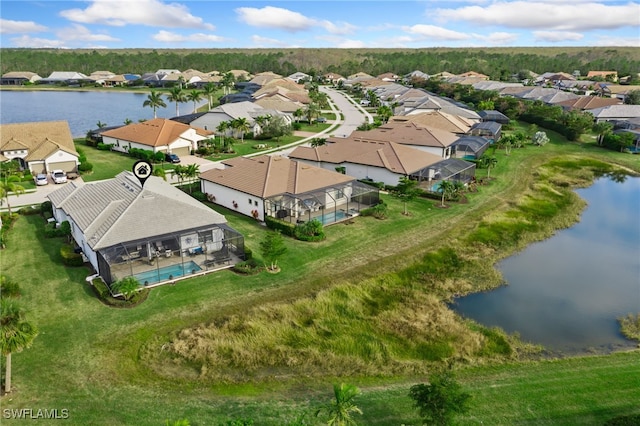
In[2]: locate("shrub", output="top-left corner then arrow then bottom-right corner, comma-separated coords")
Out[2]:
78,162 -> 93,173
264,215 -> 296,237
40,200 -> 52,215
191,191 -> 207,202
360,201 -> 388,219
294,219 -> 326,242
244,246 -> 252,260
96,142 -> 114,151
18,205 -> 41,216
231,258 -> 262,275
60,244 -> 84,266
91,277 -> 149,307
153,151 -> 165,163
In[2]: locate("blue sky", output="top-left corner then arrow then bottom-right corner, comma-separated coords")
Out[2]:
1,0 -> 639,49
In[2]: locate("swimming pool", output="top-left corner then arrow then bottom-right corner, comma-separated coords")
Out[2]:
318,210 -> 347,225
134,261 -> 201,285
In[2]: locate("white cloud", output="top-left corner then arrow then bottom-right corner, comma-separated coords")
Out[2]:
8,35 -> 65,48
0,19 -> 47,34
594,35 -> 640,47
152,30 -> 224,43
533,31 -> 584,42
476,31 -> 520,45
236,6 -> 316,32
434,1 -> 640,31
236,6 -> 357,35
250,35 -> 290,47
57,24 -> 120,42
404,24 -> 471,41
60,0 -> 214,30
336,39 -> 367,48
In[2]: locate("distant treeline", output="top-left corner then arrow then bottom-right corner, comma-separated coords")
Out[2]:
1,47 -> 639,80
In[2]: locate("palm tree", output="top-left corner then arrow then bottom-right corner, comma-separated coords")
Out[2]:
166,86 -> 186,116
216,121 -> 230,150
438,180 -> 455,207
171,164 -> 188,185
316,383 -> 363,426
393,176 -> 420,215
202,82 -> 217,110
1,298 -> 38,394
486,156 -> 498,179
592,121 -> 613,146
221,72 -> 235,95
96,120 -> 107,129
123,118 -> 133,125
376,105 -> 393,123
184,164 -> 200,193
231,117 -> 250,143
305,102 -> 321,124
111,276 -> 140,301
0,181 -> 25,216
310,137 -> 327,147
293,108 -> 305,123
143,90 -> 167,119
187,90 -> 203,113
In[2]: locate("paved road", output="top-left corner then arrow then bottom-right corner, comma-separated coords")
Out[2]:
3,88 -> 372,210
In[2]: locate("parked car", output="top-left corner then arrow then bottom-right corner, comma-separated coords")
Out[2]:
51,169 -> 67,184
316,117 -> 327,123
34,173 -> 49,186
165,153 -> 181,163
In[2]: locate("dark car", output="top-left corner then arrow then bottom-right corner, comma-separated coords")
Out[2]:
165,153 -> 180,163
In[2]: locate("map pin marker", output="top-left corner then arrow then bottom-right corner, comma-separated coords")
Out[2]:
133,160 -> 153,188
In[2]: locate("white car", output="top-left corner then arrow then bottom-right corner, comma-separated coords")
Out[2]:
51,169 -> 67,184
34,173 -> 49,186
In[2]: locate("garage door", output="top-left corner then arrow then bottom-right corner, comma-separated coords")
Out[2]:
171,147 -> 191,157
49,161 -> 77,173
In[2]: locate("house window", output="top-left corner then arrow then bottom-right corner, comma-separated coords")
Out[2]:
248,198 -> 252,205
254,201 -> 258,206
335,189 -> 345,199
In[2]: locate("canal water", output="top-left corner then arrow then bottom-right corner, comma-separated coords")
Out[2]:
453,176 -> 640,354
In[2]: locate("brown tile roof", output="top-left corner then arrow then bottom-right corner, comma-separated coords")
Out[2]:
289,138 -> 442,175
101,118 -> 211,147
0,121 -> 78,158
200,155 -> 354,198
350,121 -> 458,148
253,98 -> 304,113
556,96 -> 622,111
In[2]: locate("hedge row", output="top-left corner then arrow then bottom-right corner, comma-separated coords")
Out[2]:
60,244 -> 84,266
264,215 -> 296,236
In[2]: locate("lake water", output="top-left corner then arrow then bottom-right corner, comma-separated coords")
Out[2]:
0,90 -> 206,137
453,176 -> 640,355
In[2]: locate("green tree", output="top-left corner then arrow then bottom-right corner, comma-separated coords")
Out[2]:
184,163 -> 200,192
202,82 -> 217,110
393,176 -> 421,215
293,108 -> 305,123
624,89 -> 640,105
231,117 -> 250,143
532,131 -> 550,146
167,86 -> 187,116
592,121 -> 613,146
315,383 -> 363,426
152,167 -> 166,181
111,276 -> 140,301
438,180 -> 455,208
376,105 -> 393,123
221,72 -> 236,95
484,155 -> 498,179
96,120 -> 107,128
143,90 -> 167,119
216,120 -> 230,150
409,371 -> 471,426
310,137 -> 327,147
171,164 -> 188,185
259,231 -> 287,272
1,298 -> 38,393
187,89 -> 203,113
305,102 -> 321,124
261,116 -> 292,142
0,181 -> 25,216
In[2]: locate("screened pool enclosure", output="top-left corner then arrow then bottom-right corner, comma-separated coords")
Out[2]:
264,180 -> 380,225
97,224 -> 245,286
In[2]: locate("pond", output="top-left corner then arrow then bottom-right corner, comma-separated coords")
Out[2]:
0,89 -> 206,137
452,176 -> 640,355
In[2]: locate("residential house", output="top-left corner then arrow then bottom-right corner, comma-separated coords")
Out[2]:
451,135 -> 491,160
403,70 -> 430,84
594,84 -> 640,102
323,73 -> 345,85
48,171 -> 245,286
199,155 -> 380,225
586,71 -> 618,82
469,121 -> 502,143
556,96 -> 622,112
287,72 -> 311,83
101,118 -> 212,157
1,71 -> 42,85
0,121 -> 79,174
288,138 -> 475,188
377,72 -> 400,82
41,71 -> 90,85
589,105 -> 640,123
389,111 -> 476,135
478,110 -> 510,124
349,121 -> 458,158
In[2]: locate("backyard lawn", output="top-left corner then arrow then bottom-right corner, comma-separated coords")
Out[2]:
3,126 -> 640,424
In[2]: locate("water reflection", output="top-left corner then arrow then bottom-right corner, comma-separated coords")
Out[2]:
453,176 -> 640,354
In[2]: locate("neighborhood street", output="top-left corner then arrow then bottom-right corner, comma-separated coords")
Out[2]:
3,87 -> 372,209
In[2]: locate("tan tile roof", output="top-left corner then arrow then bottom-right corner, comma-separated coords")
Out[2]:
289,138 -> 442,175
0,121 -> 78,159
351,121 -> 458,148
253,98 -> 304,113
101,118 -> 211,147
389,111 -> 474,134
200,155 -> 354,198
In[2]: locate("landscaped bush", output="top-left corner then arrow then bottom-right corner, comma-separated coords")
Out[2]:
360,201 -> 388,219
97,142 -> 114,151
91,277 -> 149,307
243,246 -> 252,260
60,244 -> 84,266
129,147 -> 154,161
78,162 -> 94,173
231,258 -> 262,275
18,205 -> 41,216
44,220 -> 71,238
191,191 -> 207,202
40,200 -> 52,215
294,219 -> 326,242
264,215 -> 296,237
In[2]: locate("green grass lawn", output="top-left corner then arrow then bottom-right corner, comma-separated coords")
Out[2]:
3,125 -> 640,425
